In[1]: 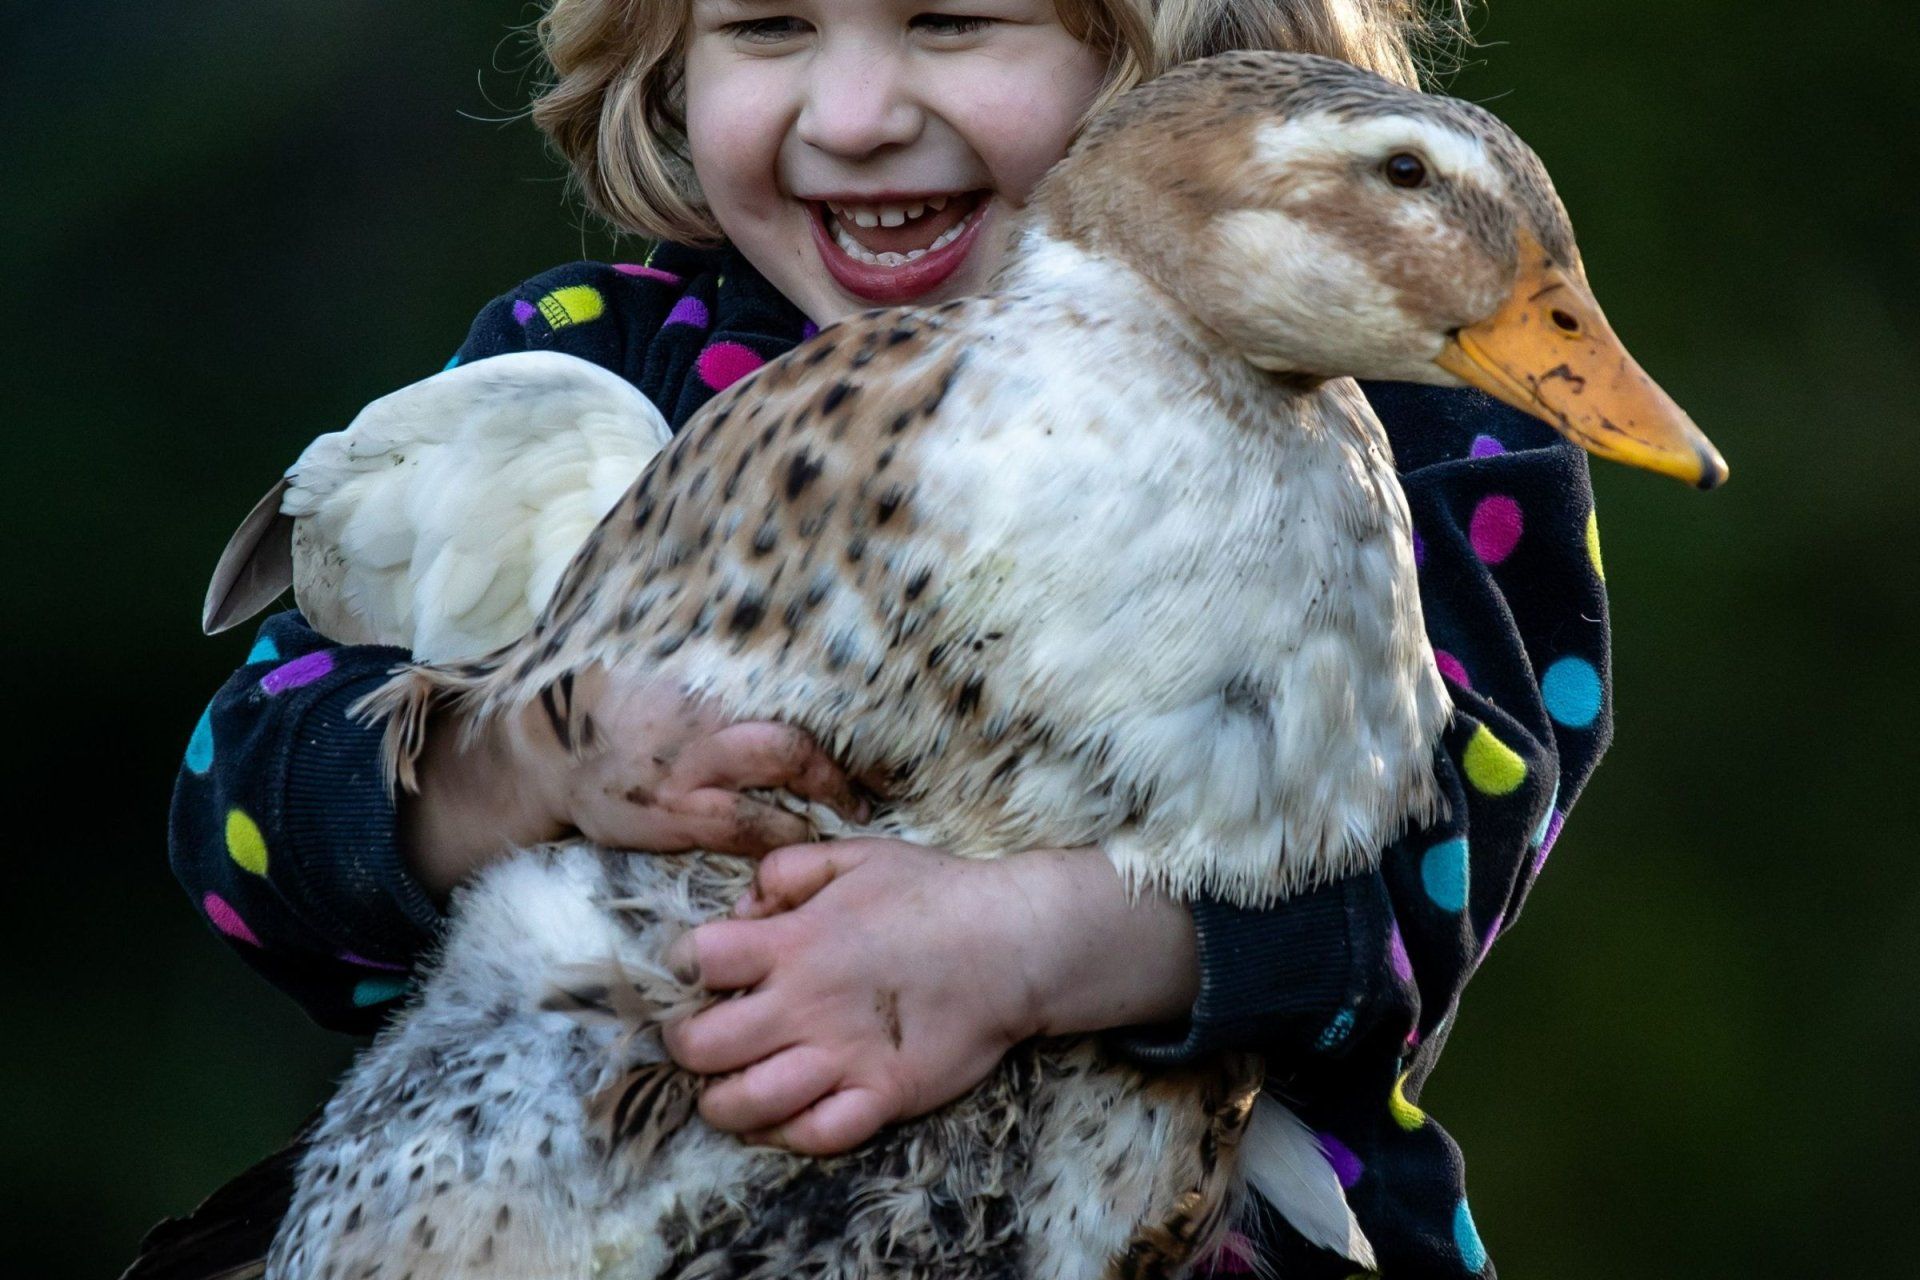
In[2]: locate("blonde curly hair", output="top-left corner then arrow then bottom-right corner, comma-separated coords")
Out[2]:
531,1 -> 1468,245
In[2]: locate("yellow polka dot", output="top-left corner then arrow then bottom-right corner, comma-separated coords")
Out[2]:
1585,508 -> 1604,581
537,285 -> 606,330
225,808 -> 268,875
1389,1071 -> 1427,1131
1463,724 -> 1527,796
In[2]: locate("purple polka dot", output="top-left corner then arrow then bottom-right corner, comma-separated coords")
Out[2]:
1317,1132 -> 1365,1189
1480,909 -> 1505,960
1470,433 -> 1507,458
260,650 -> 334,695
614,263 -> 682,284
511,298 -> 537,326
203,893 -> 259,947
1197,1231 -> 1256,1275
340,951 -> 408,972
1531,810 -> 1567,876
1434,648 -> 1470,689
1388,921 -> 1415,983
664,295 -> 710,329
697,341 -> 765,391
800,320 -> 820,340
1469,495 -> 1524,563
1412,527 -> 1427,567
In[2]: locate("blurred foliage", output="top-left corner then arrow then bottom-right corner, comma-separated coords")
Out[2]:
3,2 -> 1914,1276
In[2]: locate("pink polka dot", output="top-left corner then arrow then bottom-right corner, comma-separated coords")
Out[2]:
614,263 -> 682,284
340,951 -> 408,972
203,893 -> 259,947
1469,494 -> 1524,563
1434,648 -> 1470,689
260,650 -> 334,694
510,299 -> 536,326
1389,921 -> 1415,983
697,341 -> 765,391
1197,1230 -> 1257,1275
1318,1132 -> 1365,1188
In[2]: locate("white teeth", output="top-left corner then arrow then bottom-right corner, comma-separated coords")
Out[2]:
905,202 -> 926,220
928,195 -> 949,212
825,198 -> 981,269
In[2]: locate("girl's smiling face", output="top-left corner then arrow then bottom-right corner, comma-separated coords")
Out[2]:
684,0 -> 1106,323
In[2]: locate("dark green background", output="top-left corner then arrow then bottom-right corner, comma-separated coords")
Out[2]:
6,2 -> 1914,1276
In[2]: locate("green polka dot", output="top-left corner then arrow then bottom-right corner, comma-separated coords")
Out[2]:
1585,508 -> 1604,581
224,808 -> 268,875
537,284 -> 606,330
1463,724 -> 1526,795
352,977 -> 410,1007
1389,1071 -> 1427,1130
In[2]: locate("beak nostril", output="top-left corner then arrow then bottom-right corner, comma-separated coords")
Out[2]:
1549,309 -> 1581,334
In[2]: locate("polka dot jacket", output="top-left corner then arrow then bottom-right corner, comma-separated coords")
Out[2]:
170,242 -> 1612,1278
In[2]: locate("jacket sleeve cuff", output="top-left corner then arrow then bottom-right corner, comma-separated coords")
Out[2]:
275,668 -> 443,962
1113,875 -> 1396,1065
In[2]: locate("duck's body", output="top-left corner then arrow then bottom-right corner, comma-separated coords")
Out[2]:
168,51 -> 1724,1280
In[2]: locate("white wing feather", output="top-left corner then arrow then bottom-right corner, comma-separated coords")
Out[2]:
1241,1096 -> 1377,1270
282,351 -> 671,659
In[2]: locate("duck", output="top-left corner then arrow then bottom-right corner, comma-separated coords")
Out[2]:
147,48 -> 1725,1280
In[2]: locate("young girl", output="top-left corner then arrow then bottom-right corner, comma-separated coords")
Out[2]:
172,2 -> 1608,1275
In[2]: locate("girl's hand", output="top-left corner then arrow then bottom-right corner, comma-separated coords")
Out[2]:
661,840 -> 1199,1155
400,669 -> 865,898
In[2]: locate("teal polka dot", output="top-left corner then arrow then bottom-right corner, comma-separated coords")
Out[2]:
443,352 -> 462,370
351,977 -> 410,1007
1314,1007 -> 1357,1051
1454,1198 -> 1487,1272
246,634 -> 280,664
1541,656 -> 1603,728
186,707 -> 215,774
1421,838 -> 1470,912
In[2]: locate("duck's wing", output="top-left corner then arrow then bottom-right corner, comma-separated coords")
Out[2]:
119,1122 -> 312,1280
204,352 -> 672,659
203,478 -> 295,636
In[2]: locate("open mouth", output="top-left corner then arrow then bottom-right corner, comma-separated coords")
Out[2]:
807,191 -> 991,305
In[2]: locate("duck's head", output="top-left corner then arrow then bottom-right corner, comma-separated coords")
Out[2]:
1036,51 -> 1728,489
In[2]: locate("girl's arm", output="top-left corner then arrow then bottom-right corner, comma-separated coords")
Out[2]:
170,252 -> 826,1030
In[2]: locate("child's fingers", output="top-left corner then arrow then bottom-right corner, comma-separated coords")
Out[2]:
677,723 -> 866,821
665,918 -> 779,991
661,992 -> 789,1076
739,844 -> 848,917
699,1046 -> 839,1136
758,1086 -> 894,1157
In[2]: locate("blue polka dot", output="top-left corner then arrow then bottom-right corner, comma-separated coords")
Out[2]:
186,707 -> 216,774
1421,838 -> 1469,912
352,977 -> 410,1007
245,634 -> 280,664
1541,656 -> 1603,728
1532,784 -> 1561,846
1454,1198 -> 1487,1272
1315,1007 -> 1357,1051
443,352 -> 462,370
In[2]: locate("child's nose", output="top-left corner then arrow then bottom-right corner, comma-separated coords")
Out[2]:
795,45 -> 924,159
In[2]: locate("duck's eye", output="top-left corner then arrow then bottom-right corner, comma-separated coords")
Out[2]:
1384,153 -> 1429,189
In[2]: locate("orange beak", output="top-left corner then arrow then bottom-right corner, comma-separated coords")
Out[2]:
1434,230 -> 1729,490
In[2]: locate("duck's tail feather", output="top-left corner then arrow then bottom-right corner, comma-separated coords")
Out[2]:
349,659 -> 504,795
1240,1096 -> 1376,1271
120,1124 -> 310,1280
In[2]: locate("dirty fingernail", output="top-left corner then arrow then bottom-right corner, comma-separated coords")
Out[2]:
665,934 -> 700,985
